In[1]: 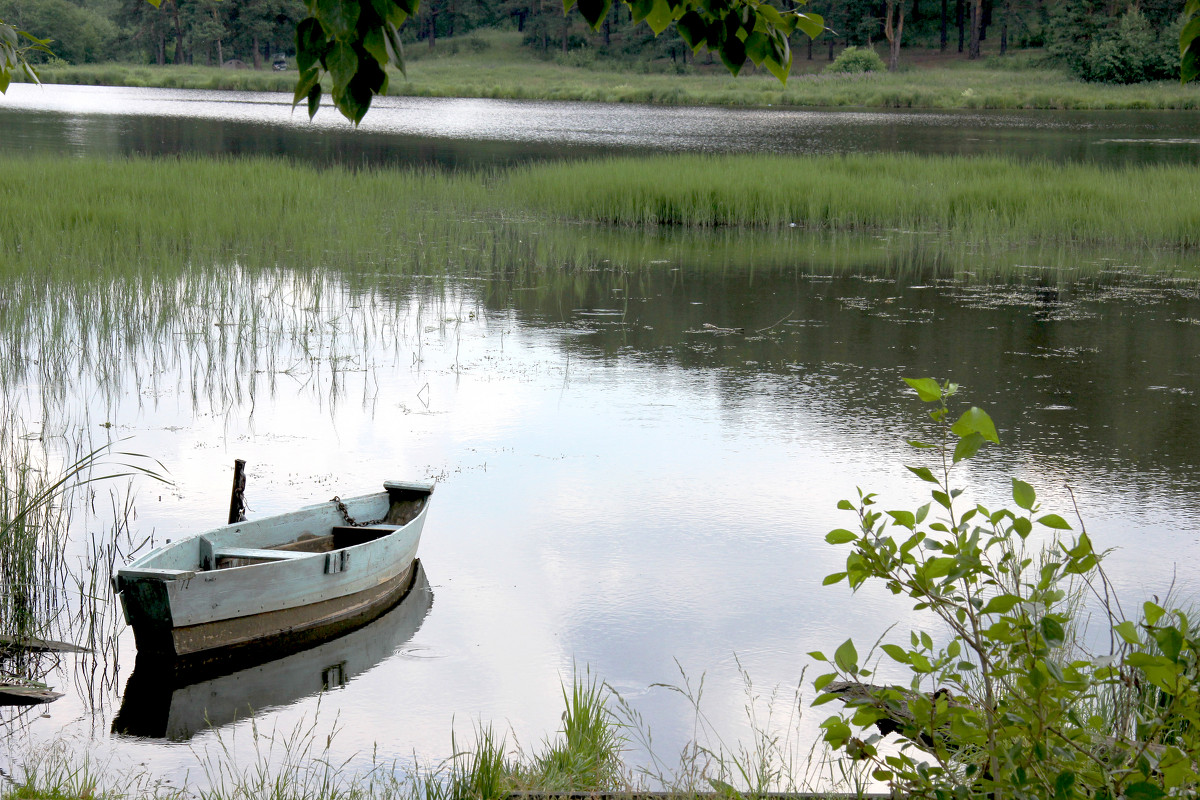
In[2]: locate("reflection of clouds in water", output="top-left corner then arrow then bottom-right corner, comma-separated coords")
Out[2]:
7,261 -> 1200,789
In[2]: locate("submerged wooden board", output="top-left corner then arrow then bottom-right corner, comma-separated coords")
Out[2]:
0,683 -> 64,706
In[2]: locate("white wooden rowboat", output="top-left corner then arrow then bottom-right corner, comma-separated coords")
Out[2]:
113,561 -> 433,740
114,481 -> 434,658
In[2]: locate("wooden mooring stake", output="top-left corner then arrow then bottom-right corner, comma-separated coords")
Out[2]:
228,459 -> 247,524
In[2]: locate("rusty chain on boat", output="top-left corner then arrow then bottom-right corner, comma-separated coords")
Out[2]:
331,496 -> 386,527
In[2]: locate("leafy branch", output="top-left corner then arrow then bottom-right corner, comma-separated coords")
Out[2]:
810,378 -> 1200,800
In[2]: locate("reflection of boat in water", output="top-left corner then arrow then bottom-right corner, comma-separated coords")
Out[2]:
112,561 -> 432,741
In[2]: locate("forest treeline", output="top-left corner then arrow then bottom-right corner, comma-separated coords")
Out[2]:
0,0 -> 1184,83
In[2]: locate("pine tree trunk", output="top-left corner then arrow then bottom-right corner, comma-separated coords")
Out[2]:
157,34 -> 166,65
940,0 -> 948,51
807,34 -> 813,60
968,0 -> 981,58
172,1 -> 185,64
562,16 -> 568,52
885,0 -> 904,71
956,0 -> 964,52
429,7 -> 437,50
253,35 -> 261,68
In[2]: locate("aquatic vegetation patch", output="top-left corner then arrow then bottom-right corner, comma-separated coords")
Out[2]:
499,153 -> 1200,247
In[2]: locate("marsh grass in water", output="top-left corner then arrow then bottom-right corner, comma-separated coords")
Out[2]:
4,669 -> 867,800
4,155 -> 1200,273
501,154 -> 1200,247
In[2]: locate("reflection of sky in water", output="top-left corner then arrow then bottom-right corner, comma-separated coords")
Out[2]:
3,266 -> 1200,789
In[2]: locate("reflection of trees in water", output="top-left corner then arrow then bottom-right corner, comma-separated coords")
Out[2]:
2,222 -> 1198,490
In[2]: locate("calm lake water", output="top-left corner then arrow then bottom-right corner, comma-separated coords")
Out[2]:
1,85 -> 1200,790
4,83 -> 1200,166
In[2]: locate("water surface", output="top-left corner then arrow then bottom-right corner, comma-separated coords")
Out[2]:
3,83 -> 1200,166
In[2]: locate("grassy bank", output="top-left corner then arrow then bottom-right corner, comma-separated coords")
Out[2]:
26,30 -> 1200,111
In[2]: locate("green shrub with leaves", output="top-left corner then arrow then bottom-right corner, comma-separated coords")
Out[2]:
1083,10 -> 1179,84
810,378 -> 1200,799
823,46 -> 885,75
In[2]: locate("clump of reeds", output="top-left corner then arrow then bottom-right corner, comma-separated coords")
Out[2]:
0,423 -> 72,647
499,153 -> 1200,248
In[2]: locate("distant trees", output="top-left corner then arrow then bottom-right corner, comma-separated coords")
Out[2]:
1049,0 -> 1181,83
1,0 -> 303,66
0,0 -> 1193,104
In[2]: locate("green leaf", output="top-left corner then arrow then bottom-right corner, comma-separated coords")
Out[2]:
326,41 -> 359,94
576,0 -> 613,29
362,27 -> 388,70
718,30 -> 746,75
1124,782 -> 1167,800
1041,616 -> 1065,646
952,406 -> 1000,444
813,672 -> 836,691
676,10 -> 706,49
834,638 -> 858,673
644,0 -> 675,34
293,66 -> 321,107
306,83 -> 322,119
836,499 -> 854,510
1012,478 -> 1036,511
822,572 -> 847,586
904,377 -> 942,403
761,43 -> 790,83
953,431 -> 986,463
315,0 -> 360,37
794,11 -> 824,40
1114,620 -> 1140,645
880,643 -> 910,663
1144,601 -> 1166,626
394,0 -> 420,17
981,594 -> 1021,615
296,18 -> 328,74
1153,626 -> 1184,662
1184,16 -> 1200,82
383,22 -> 406,73
922,556 -> 955,580
826,529 -> 857,545
887,510 -> 915,529
743,30 -> 770,65
906,465 -> 938,483
1013,516 -> 1032,539
1037,513 -> 1071,530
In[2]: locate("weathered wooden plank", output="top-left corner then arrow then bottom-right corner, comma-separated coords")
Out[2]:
0,635 -> 89,653
212,547 -> 315,561
119,567 -> 196,581
0,683 -> 64,706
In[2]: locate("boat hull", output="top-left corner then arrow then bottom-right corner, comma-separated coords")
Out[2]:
115,481 -> 433,657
